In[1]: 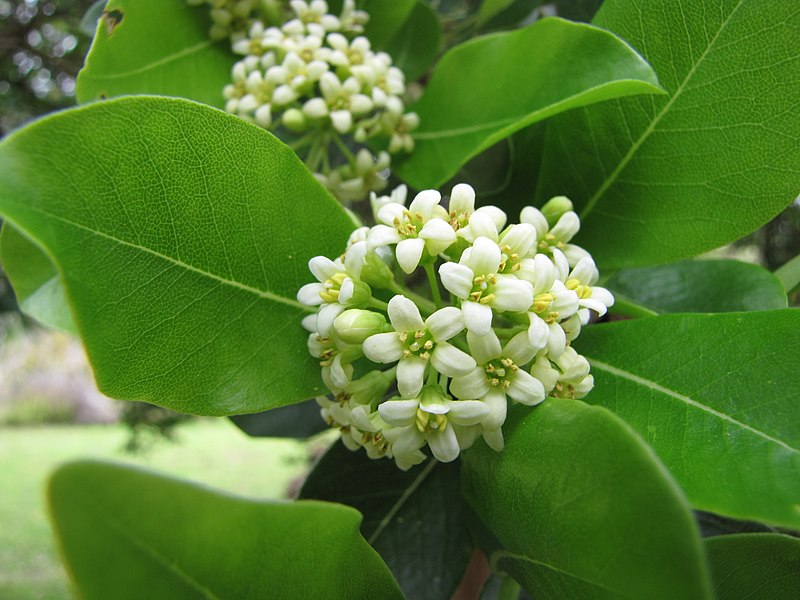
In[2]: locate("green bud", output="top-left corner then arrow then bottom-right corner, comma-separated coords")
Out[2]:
360,253 -> 395,289
341,278 -> 372,307
347,370 -> 394,405
540,195 -> 574,227
334,309 -> 387,344
283,108 -> 308,133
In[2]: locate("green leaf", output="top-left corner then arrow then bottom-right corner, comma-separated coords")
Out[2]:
229,399 -> 327,438
575,310 -> 800,528
76,0 -> 235,108
461,400 -> 713,599
362,0 -> 417,48
49,460 -> 404,600
383,1 -> 442,81
606,259 -> 788,314
0,224 -> 76,333
536,0 -> 800,268
475,0 -> 520,27
301,442 -> 472,600
775,254 -> 800,295
705,534 -> 800,600
0,96 -> 355,416
394,17 -> 664,189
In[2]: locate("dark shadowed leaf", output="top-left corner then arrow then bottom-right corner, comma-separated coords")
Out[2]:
229,399 -> 327,438
301,441 -> 472,600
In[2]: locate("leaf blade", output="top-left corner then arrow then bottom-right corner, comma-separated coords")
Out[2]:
575,310 -> 800,528
394,17 -> 664,189
49,460 -> 404,600
0,96 -> 355,416
536,0 -> 800,267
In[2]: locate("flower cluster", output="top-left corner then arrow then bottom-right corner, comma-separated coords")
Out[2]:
298,184 -> 614,470
219,0 -> 418,202
186,0 -> 258,40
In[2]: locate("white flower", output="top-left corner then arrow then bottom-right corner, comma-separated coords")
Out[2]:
369,190 -> 456,274
450,329 -> 545,406
379,386 -> 489,464
439,237 -> 534,334
370,184 -> 407,222
565,256 -> 615,323
362,295 -> 476,398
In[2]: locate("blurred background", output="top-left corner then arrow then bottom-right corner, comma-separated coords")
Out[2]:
0,1 -> 798,599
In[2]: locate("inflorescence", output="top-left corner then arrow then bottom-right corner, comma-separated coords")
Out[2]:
298,184 -> 614,470
190,0 -> 418,203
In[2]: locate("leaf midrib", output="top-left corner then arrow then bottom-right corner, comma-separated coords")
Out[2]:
579,0 -> 746,219
587,357 -> 798,453
82,40 -> 215,81
20,204 -> 312,313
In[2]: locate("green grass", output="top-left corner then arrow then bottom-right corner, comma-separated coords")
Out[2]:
0,420 -> 311,600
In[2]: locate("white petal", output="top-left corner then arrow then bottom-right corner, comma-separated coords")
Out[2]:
569,256 -> 598,285
438,262 -> 474,300
562,243 -> 591,267
329,354 -> 353,390
301,314 -> 317,333
482,389 -> 508,431
460,211 -> 499,242
464,237 -> 501,276
427,425 -> 460,462
449,183 -> 475,214
344,240 -> 367,277
550,211 -> 580,242
316,302 -> 345,337
530,355 -> 559,394
308,256 -> 341,282
387,294 -> 424,331
527,313 -> 550,353
482,427 -> 505,452
396,237 -> 425,274
391,426 -> 426,457
397,357 -> 427,398
507,370 -> 545,405
532,253 -> 556,295
425,307 -> 464,342
502,330 -> 537,366
492,276 -> 534,312
303,97 -> 329,119
330,110 -> 353,134
589,286 -> 615,308
297,282 -> 325,305
419,219 -> 457,255
446,399 -> 490,426
462,301 -> 493,335
474,206 -> 507,231
466,329 -> 501,365
552,248 -> 570,281
520,206 -> 549,239
546,322 -> 566,358
449,368 -> 491,400
363,332 -> 404,363
367,224 -> 401,248
377,202 -> 405,226
430,342 -> 477,377
378,399 -> 419,426
499,223 -> 536,256
408,189 -> 441,220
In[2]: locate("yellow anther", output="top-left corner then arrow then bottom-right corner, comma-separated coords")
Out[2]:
473,275 -> 485,285
478,293 -> 495,305
501,358 -> 514,367
533,293 -> 554,313
330,272 -> 347,285
565,278 -> 580,290
489,379 -> 500,387
420,351 -> 431,360
434,413 -> 448,430
403,349 -> 413,358
399,331 -> 409,342
319,290 -> 339,303
415,408 -> 428,432
470,291 -> 482,302
423,340 -> 434,350
414,330 -> 425,339
409,342 -> 421,352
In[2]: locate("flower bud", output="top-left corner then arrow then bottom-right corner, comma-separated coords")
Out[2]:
334,309 -> 387,344
338,277 -> 372,306
282,108 -> 308,132
359,252 -> 395,289
540,195 -> 574,227
347,370 -> 394,405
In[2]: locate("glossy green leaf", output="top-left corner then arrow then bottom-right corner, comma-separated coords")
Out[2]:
394,17 -> 664,189
536,0 -> 800,268
383,1 -> 441,81
606,259 -> 788,314
76,0 -> 235,108
0,96 -> 355,415
461,400 -> 712,599
0,224 -> 76,333
575,310 -> 800,528
301,442 -> 472,600
775,254 -> 800,294
475,0 -> 519,27
705,534 -> 800,600
49,460 -> 403,600
229,399 -> 327,438
361,0 -> 417,48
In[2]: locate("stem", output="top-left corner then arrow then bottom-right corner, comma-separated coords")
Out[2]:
331,132 -> 357,170
494,325 -> 527,338
424,263 -> 444,309
609,295 -> 658,319
497,576 -> 521,600
368,297 -> 389,312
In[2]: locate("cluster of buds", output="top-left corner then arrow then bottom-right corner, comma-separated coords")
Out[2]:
298,184 -> 614,470
186,0 -> 259,40
220,0 -> 418,202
